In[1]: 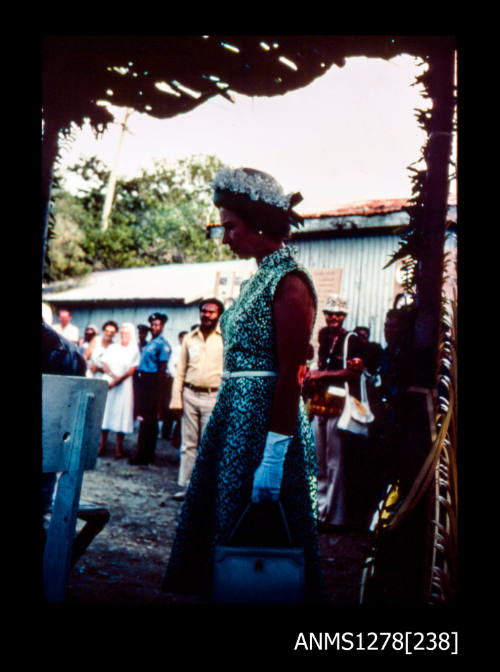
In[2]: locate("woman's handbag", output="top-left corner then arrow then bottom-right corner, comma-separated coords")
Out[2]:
212,501 -> 305,603
337,332 -> 375,437
307,384 -> 346,417
306,331 -> 346,417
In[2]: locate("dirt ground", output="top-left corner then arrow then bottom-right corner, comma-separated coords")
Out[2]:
65,428 -> 376,606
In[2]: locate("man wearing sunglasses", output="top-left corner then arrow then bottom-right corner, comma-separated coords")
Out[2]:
304,294 -> 366,533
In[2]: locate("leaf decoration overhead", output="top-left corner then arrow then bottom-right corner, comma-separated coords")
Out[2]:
42,35 -> 455,135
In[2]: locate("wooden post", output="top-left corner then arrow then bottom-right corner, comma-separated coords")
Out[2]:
101,108 -> 132,231
412,47 -> 456,390
397,44 -> 456,603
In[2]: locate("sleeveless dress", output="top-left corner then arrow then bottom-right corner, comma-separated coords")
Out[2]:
163,246 -> 325,601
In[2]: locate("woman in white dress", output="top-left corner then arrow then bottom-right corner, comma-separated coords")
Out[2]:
86,320 -> 119,379
98,323 -> 140,458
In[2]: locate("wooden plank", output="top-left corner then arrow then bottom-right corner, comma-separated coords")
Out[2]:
42,375 -> 108,471
42,375 -> 108,603
43,389 -> 94,602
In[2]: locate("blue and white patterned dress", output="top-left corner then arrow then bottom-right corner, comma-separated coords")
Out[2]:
163,246 -> 325,601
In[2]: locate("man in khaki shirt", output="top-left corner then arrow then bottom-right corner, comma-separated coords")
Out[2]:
170,298 -> 224,500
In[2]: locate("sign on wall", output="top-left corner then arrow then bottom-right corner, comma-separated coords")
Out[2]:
309,268 -> 343,359
214,269 -> 255,306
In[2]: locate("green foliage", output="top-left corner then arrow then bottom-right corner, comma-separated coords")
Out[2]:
44,181 -> 94,281
43,153 -> 235,281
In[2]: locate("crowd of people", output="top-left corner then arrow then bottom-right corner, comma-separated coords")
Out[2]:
46,303 -> 225,481
43,165 -> 415,604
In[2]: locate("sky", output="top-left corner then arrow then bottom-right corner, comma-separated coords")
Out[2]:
56,54 -> 456,214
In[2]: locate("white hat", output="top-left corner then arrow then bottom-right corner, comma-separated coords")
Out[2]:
323,294 -> 348,314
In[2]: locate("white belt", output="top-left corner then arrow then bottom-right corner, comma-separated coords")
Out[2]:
221,370 -> 278,380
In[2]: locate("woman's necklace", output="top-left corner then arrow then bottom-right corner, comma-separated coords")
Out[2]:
325,332 -> 340,367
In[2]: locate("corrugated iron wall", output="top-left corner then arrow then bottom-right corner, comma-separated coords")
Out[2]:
55,234 -> 404,348
293,233 -> 402,346
50,230 -> 456,352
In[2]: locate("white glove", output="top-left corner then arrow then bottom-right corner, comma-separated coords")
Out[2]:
251,431 -> 292,503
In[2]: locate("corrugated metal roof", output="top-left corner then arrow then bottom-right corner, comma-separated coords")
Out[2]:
42,258 -> 257,304
207,197 -> 457,232
206,198 -> 408,230
295,201 -> 457,236
302,198 -> 412,218
304,194 -> 456,218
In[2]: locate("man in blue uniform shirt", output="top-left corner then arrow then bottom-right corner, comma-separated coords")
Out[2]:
129,313 -> 171,465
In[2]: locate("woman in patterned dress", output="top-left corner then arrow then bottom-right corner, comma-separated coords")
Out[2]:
163,168 -> 325,601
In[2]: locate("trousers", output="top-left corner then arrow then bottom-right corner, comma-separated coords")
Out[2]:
178,385 -> 218,488
312,414 -> 347,526
135,371 -> 162,463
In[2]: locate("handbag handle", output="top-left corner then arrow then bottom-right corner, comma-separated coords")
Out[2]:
342,331 -> 354,398
342,331 -> 355,368
227,501 -> 293,546
342,331 -> 368,403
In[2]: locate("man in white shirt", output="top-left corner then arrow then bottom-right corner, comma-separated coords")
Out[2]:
170,299 -> 224,500
52,308 -> 80,345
